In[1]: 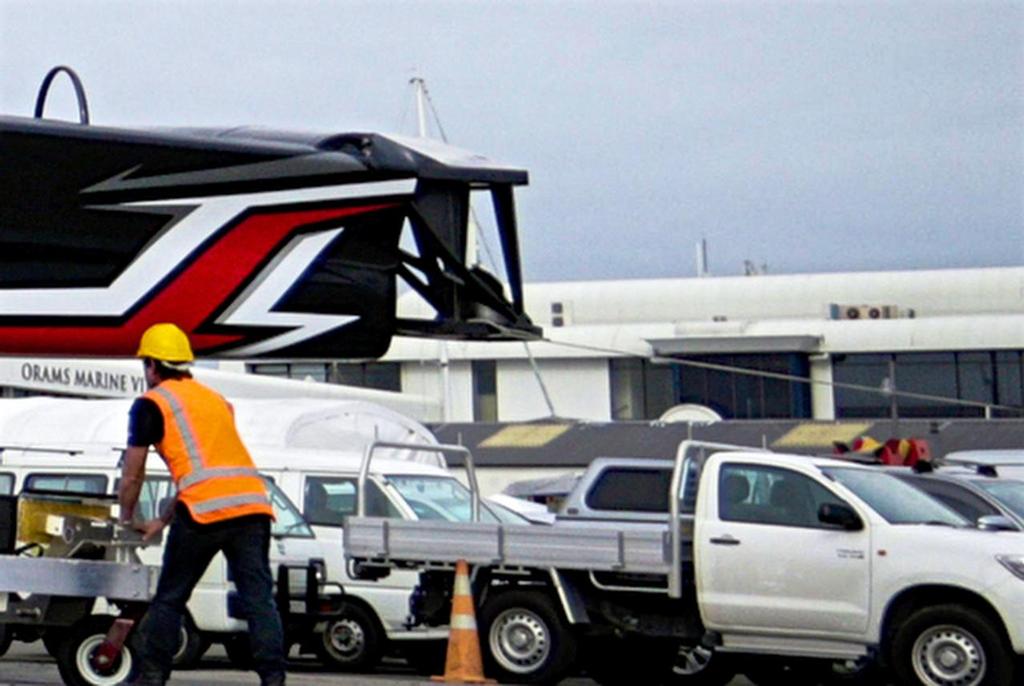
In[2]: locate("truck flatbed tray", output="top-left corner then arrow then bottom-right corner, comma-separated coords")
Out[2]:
344,517 -> 681,575
0,556 -> 156,601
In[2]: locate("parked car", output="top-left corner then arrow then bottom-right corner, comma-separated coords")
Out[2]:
893,456 -> 1024,531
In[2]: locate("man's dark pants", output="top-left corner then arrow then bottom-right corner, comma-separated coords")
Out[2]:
134,505 -> 286,685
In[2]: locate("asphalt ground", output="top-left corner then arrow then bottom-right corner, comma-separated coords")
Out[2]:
0,643 -> 759,686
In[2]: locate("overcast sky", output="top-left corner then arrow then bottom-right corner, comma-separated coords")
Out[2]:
2,0 -> 1021,282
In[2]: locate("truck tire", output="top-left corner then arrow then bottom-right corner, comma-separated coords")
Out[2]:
665,642 -> 736,686
479,590 -> 577,685
889,604 -> 1014,686
55,616 -> 138,686
315,602 -> 384,671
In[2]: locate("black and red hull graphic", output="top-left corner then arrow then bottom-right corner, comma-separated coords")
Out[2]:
0,116 -> 537,358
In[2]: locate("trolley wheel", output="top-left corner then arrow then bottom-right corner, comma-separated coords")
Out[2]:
55,616 -> 138,686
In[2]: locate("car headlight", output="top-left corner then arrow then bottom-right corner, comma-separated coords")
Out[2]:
996,555 -> 1024,580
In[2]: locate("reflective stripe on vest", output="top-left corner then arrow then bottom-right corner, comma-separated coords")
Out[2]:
151,386 -> 204,474
191,492 -> 272,516
178,465 -> 263,491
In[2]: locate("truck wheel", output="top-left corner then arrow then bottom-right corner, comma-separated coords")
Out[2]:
315,603 -> 384,671
890,604 -> 1014,686
479,590 -> 577,685
55,616 -> 138,686
665,642 -> 735,686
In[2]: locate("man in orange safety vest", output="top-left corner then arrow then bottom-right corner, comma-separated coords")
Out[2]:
119,323 -> 285,686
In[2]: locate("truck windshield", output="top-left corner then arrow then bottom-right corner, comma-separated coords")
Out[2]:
821,467 -> 968,526
972,480 -> 1024,519
387,475 -> 498,523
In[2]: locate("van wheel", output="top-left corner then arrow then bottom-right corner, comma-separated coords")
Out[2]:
172,616 -> 208,669
315,603 -> 383,671
55,616 -> 138,686
889,604 -> 1014,686
479,590 -> 576,685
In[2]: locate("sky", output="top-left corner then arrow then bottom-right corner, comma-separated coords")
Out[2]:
1,0 -> 1021,283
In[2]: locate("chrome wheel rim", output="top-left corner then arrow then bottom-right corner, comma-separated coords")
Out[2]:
488,608 -> 550,675
325,618 -> 365,661
672,643 -> 713,675
75,634 -> 132,685
911,624 -> 985,686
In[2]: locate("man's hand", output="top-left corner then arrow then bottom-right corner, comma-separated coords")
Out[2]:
136,518 -> 167,542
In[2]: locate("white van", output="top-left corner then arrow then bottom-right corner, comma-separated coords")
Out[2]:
0,444 -> 335,670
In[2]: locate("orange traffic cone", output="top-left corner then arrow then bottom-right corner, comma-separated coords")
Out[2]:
432,559 -> 495,684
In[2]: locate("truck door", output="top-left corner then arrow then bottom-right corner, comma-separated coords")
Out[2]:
696,462 -> 871,636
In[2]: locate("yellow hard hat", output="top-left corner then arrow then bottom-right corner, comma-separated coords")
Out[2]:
137,323 -> 195,363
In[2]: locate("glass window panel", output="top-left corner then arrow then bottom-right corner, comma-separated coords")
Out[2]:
956,352 -> 995,412
719,464 -> 846,528
833,354 -> 891,419
289,363 -> 328,382
643,362 -> 676,419
995,352 -> 1023,416
24,473 -> 107,494
585,468 -> 672,513
473,360 -> 498,422
895,352 -> 959,418
248,363 -> 289,378
0,474 -> 13,495
364,363 -> 401,391
304,477 -> 357,526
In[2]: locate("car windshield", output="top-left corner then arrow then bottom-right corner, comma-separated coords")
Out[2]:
972,480 -> 1024,520
386,475 -> 499,523
821,467 -> 968,526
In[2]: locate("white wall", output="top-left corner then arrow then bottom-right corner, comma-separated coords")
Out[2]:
497,358 -> 611,421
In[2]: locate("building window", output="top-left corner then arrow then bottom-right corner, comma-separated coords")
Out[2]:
334,362 -> 401,392
609,358 -> 676,420
248,362 -> 330,382
249,361 -> 400,392
472,360 -> 497,422
833,351 -> 1023,419
674,354 -> 811,420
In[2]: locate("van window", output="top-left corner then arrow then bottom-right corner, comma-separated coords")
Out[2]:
267,481 -> 313,538
0,473 -> 13,495
304,477 -> 400,525
25,473 -> 107,495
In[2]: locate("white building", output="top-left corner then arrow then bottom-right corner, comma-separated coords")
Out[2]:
360,266 -> 1023,422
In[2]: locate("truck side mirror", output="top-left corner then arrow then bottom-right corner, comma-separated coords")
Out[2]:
818,503 -> 863,531
977,515 -> 1019,532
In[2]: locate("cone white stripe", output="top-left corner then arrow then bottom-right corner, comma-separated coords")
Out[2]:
454,572 -> 472,597
450,615 -> 477,631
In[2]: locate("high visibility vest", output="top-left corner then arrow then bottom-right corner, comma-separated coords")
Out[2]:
143,378 -> 273,524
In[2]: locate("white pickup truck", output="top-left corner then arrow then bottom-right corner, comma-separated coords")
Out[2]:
345,441 -> 1024,686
